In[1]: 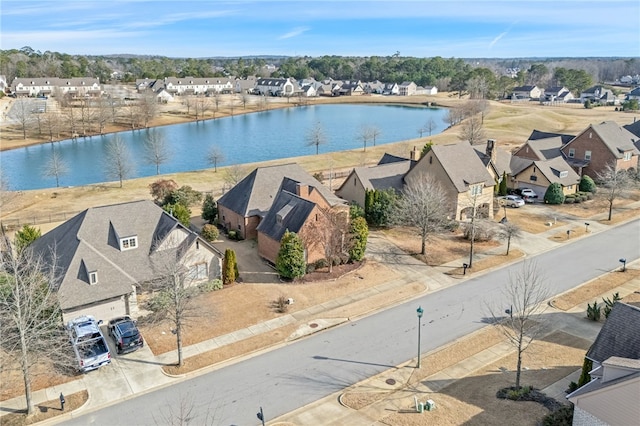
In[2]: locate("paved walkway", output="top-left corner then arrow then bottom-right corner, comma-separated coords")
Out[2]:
1,202 -> 639,423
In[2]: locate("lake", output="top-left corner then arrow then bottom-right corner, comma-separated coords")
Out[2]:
1,103 -> 448,190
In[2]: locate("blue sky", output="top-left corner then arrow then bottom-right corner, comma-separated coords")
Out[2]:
1,1 -> 639,58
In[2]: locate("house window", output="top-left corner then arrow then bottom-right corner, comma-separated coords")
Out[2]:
624,151 -> 632,161
469,184 -> 483,196
530,175 -> 538,181
559,171 -> 569,178
568,148 -> 575,158
189,263 -> 208,281
89,272 -> 98,285
585,150 -> 592,160
429,156 -> 433,164
120,236 -> 138,251
567,185 -> 573,190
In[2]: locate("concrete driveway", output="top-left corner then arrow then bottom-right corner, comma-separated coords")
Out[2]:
212,234 -> 281,284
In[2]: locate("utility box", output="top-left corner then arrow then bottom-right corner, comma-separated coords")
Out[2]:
425,399 -> 436,411
418,402 -> 424,413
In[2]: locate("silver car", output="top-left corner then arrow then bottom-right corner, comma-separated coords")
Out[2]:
499,195 -> 526,208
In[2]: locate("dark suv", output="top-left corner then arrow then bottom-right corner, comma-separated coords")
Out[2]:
108,316 -> 144,354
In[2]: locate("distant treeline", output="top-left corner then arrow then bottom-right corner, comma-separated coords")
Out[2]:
2,46 -> 639,99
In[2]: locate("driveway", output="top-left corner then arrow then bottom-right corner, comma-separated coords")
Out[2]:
212,234 -> 281,284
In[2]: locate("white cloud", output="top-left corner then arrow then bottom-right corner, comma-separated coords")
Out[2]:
278,26 -> 310,40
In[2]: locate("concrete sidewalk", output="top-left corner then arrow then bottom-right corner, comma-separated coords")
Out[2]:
1,203 -> 638,423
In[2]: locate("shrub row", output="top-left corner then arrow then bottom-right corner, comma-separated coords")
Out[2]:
564,191 -> 592,204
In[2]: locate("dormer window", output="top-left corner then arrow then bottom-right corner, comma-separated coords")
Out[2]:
585,151 -> 592,160
568,148 -> 575,158
559,171 -> 569,178
89,271 -> 98,285
119,236 -> 138,251
469,183 -> 483,196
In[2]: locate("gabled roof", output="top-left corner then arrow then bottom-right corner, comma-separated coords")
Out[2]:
472,142 -> 513,175
527,130 -> 575,144
567,357 -> 640,399
513,85 -> 537,92
586,302 -> 640,363
518,136 -> 566,161
378,152 -> 411,165
428,141 -> 495,192
513,157 -> 580,187
565,121 -> 639,158
340,160 -> 413,194
623,120 -> 640,139
29,200 -> 215,310
217,164 -> 342,219
256,189 -> 316,241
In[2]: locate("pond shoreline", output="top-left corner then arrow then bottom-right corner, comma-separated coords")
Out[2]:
0,95 -> 445,152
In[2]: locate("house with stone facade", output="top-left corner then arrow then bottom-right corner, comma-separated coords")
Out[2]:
29,200 -> 222,323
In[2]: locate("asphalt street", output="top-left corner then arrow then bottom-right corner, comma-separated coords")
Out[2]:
62,220 -> 640,426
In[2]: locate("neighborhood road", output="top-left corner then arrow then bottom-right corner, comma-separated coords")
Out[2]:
62,220 -> 640,426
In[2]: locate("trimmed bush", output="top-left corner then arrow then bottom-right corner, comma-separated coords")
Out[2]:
201,224 -> 219,242
564,196 -> 575,204
544,183 -> 565,205
199,279 -> 223,292
222,248 -> 238,284
201,194 -> 217,223
542,405 -> 573,426
349,216 -> 369,261
276,231 -> 306,280
579,175 -> 597,193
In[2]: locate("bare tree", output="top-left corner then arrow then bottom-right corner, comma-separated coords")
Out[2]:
41,111 -> 62,141
42,149 -> 69,187
444,107 -> 463,127
223,164 -> 247,187
304,206 -> 350,273
596,162 -> 635,221
0,243 -> 71,415
424,117 -> 436,137
306,122 -> 327,155
392,174 -> 451,255
356,126 -> 372,152
207,145 -> 225,172
154,392 -> 219,425
240,92 -> 251,109
466,75 -> 489,99
148,251 -> 206,368
94,97 -> 112,134
138,92 -> 159,128
498,222 -> 522,255
104,135 -> 135,188
193,96 -> 212,121
459,115 -> 486,145
485,261 -> 550,389
13,98 -> 34,139
143,130 -> 171,175
369,126 -> 381,146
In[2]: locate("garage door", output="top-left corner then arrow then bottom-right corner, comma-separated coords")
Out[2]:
62,297 -> 127,324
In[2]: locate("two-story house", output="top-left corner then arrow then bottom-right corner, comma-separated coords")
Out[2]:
29,200 -> 223,323
404,141 -> 495,220
560,121 -> 639,179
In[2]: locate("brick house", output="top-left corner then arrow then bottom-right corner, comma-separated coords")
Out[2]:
560,121 -> 639,179
217,163 -> 343,240
257,177 -> 349,265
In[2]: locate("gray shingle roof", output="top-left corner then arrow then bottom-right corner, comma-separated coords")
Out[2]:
472,142 -> 513,175
572,121 -> 640,158
527,130 -> 575,144
348,161 -> 412,193
624,120 -> 640,139
256,189 -> 316,241
429,141 -> 495,192
524,157 -> 580,187
29,200 -> 214,310
217,163 -> 342,218
586,302 -> 640,363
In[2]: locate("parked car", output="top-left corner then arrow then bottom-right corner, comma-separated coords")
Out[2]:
499,195 -> 525,208
67,315 -> 111,372
108,316 -> 144,354
519,188 -> 538,199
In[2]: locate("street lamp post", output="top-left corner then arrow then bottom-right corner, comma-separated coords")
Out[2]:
416,306 -> 424,369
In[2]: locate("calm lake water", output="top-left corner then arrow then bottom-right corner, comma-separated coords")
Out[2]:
1,104 -> 448,191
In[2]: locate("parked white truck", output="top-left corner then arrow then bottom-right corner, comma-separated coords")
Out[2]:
66,315 -> 111,372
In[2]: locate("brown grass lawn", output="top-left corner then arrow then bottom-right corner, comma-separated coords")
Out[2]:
551,268 -> 640,311
0,390 -> 88,426
141,261 -> 400,355
381,227 -> 501,266
341,328 -> 592,426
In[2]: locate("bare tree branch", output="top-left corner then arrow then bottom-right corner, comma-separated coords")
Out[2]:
104,134 -> 135,188
143,130 -> 171,175
42,148 -> 69,188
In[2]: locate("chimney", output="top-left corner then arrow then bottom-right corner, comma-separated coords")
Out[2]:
486,139 -> 497,165
410,146 -> 421,161
296,183 -> 310,199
